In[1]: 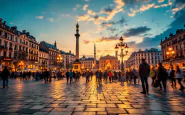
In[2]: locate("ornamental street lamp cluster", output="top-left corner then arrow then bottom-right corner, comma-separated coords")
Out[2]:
166,47 -> 175,66
115,36 -> 129,71
57,54 -> 62,62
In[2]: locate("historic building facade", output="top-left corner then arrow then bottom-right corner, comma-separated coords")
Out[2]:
39,41 -> 60,70
125,48 -> 162,70
60,50 -> 76,70
0,18 -> 39,71
0,19 -> 15,68
39,48 -> 49,70
99,55 -> 119,71
80,56 -> 94,70
160,26 -> 185,68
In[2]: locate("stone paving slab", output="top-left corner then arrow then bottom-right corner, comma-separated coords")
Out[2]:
0,77 -> 184,115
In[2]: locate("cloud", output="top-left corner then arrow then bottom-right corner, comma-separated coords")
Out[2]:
83,40 -> 91,44
123,26 -> 151,37
73,4 -> 81,11
77,14 -> 90,21
136,9 -> 185,49
140,4 -> 155,12
36,16 -> 44,19
47,18 -> 54,22
83,4 -> 88,10
77,0 -> 124,25
104,7 -> 113,13
95,36 -> 119,43
114,0 -> 125,9
128,2 -> 173,17
85,0 -> 89,2
101,16 -> 125,27
158,0 -> 164,3
122,0 -> 150,5
172,4 -> 185,14
107,28 -> 117,33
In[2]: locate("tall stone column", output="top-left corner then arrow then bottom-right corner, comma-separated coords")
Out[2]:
75,23 -> 80,60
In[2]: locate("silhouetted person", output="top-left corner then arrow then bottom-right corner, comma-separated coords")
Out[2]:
108,71 -> 113,83
86,70 -> 90,83
66,70 -> 69,84
139,59 -> 150,94
170,67 -> 176,88
1,66 -> 10,88
69,70 -> 73,84
157,63 -> 168,92
175,66 -> 185,91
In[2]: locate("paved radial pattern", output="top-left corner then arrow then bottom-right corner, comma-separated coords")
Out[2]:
0,76 -> 185,115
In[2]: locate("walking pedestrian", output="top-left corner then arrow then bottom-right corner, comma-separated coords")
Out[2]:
175,66 -> 185,91
132,68 -> 138,85
98,70 -> 103,85
170,67 -> 176,88
139,59 -> 150,94
108,71 -> 113,83
1,66 -> 10,88
150,66 -> 156,86
66,70 -> 69,84
95,70 -> 99,82
86,70 -> 90,83
157,63 -> 168,92
69,70 -> 73,84
104,70 -> 108,83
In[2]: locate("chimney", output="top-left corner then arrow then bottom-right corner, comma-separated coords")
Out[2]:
3,21 -> 6,25
11,26 -> 17,30
22,30 -> 26,33
26,32 -> 30,35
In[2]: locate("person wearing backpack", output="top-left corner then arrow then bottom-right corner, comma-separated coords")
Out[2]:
139,59 -> 150,94
150,66 -> 156,86
157,63 -> 168,92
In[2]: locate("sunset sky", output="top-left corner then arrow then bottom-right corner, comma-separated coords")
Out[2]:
0,0 -> 185,60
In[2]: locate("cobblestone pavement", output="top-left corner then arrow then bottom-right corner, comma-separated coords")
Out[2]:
0,77 -> 185,115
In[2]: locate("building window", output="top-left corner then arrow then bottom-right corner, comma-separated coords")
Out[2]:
4,32 -> 8,38
4,41 -> 7,48
9,52 -> 11,57
0,30 -> 2,36
4,52 -> 6,57
15,37 -> 18,42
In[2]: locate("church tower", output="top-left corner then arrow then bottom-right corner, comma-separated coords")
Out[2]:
54,40 -> 57,48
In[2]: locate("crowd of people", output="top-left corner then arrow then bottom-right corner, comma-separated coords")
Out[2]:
0,59 -> 185,94
138,59 -> 185,94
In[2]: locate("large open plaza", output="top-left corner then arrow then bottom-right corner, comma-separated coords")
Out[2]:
0,77 -> 184,115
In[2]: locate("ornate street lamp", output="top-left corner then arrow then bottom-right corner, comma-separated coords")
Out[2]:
166,47 -> 175,67
57,54 -> 63,62
57,54 -> 63,69
115,36 -> 129,71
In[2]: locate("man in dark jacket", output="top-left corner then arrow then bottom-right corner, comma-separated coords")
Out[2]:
157,63 -> 168,92
139,59 -> 150,94
1,66 -> 10,88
